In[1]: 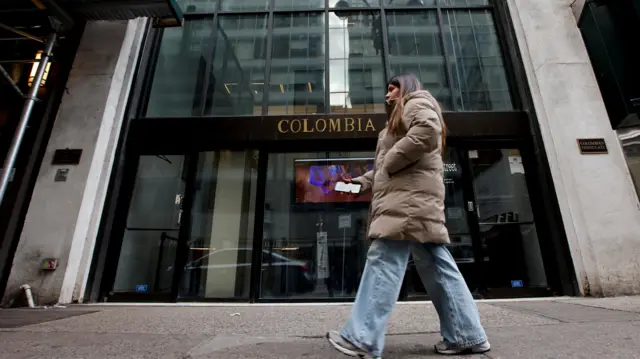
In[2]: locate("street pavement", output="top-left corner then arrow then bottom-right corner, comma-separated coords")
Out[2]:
1,296 -> 640,358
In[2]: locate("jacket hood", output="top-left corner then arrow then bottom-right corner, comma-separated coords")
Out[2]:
403,90 -> 443,121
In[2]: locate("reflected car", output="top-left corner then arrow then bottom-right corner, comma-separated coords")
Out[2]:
182,248 -> 315,296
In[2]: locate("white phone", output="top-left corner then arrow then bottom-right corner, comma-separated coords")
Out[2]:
335,181 -> 362,194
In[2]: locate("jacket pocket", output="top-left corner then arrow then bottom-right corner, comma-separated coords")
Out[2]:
387,159 -> 419,177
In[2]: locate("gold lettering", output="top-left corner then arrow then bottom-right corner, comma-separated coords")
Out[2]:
316,118 -> 327,132
345,118 -> 355,132
329,118 -> 341,132
365,119 -> 376,132
278,120 -> 290,133
303,119 -> 315,133
279,117 -> 381,134
291,119 -> 302,133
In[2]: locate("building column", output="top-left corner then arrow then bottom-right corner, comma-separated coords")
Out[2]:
1,18 -> 147,306
507,0 -> 640,296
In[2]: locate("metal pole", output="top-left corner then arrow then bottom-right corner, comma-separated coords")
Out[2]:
0,32 -> 56,208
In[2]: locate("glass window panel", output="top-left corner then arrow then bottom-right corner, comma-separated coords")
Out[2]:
443,9 -> 513,110
179,150 -> 259,299
268,13 -> 326,115
386,11 -> 452,109
146,19 -> 216,117
204,14 -> 268,116
329,0 -> 380,9
274,0 -> 324,11
328,11 -> 385,113
385,0 -> 488,5
220,0 -> 269,12
439,0 -> 489,5
385,0 -> 437,7
182,0 -> 218,13
260,151 -> 375,299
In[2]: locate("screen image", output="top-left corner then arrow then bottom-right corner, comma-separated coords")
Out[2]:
294,158 -> 374,204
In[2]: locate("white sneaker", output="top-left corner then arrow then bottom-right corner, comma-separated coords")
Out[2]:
434,340 -> 491,355
326,330 -> 381,359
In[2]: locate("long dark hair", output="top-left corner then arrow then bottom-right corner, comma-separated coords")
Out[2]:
387,73 -> 447,152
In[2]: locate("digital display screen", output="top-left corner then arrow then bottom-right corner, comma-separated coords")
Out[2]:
294,158 -> 374,204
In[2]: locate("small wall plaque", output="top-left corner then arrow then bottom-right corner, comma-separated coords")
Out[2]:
52,149 -> 82,165
577,138 -> 608,154
54,168 -> 69,182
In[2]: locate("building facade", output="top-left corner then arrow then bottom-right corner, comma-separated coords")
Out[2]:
2,0 -> 640,305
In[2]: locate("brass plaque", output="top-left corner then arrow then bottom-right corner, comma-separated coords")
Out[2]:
577,138 -> 608,155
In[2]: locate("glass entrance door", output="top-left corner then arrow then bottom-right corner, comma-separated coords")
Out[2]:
110,155 -> 187,300
403,145 -> 550,299
466,148 -> 548,297
107,151 -> 260,302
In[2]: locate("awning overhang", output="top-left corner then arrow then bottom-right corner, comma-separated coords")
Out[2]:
0,0 -> 184,35
59,0 -> 184,25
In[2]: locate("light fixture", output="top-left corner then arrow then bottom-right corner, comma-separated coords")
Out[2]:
28,51 -> 51,87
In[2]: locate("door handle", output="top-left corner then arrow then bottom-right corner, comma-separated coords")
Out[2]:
176,194 -> 184,226
467,201 -> 474,212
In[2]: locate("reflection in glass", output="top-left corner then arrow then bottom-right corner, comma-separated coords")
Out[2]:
179,150 -> 258,299
146,19 -> 215,117
443,10 -> 513,110
261,152 -> 375,298
113,155 -> 186,293
470,149 -> 547,289
384,0 -> 488,6
617,126 -> 640,203
328,11 -> 385,113
268,13 -> 326,115
386,11 -> 452,109
385,0 -> 437,6
330,0 -> 380,9
181,0 -> 218,13
204,14 -> 268,116
274,0 -> 324,11
220,0 -> 268,12
439,0 -> 489,5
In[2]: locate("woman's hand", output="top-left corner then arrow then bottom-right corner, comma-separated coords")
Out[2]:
341,172 -> 359,184
339,173 -> 362,197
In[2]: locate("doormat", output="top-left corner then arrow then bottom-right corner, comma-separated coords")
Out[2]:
0,309 -> 99,328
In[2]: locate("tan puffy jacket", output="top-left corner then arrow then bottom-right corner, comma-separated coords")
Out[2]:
354,90 -> 449,244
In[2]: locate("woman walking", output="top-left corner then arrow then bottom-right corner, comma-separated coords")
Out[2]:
326,74 -> 490,358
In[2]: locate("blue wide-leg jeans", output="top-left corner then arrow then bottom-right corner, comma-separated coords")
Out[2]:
340,238 -> 487,357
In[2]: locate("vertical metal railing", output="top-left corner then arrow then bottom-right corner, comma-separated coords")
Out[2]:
0,32 -> 57,208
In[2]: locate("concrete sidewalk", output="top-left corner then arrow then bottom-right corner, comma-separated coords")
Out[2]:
1,297 -> 640,358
